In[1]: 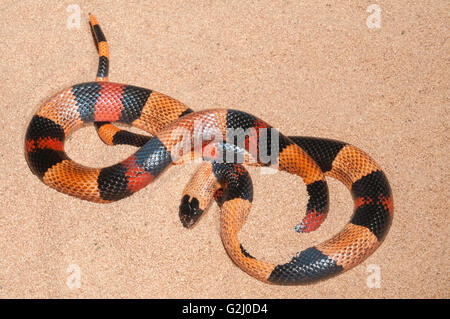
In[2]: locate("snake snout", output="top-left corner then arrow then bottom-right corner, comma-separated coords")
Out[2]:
179,195 -> 204,228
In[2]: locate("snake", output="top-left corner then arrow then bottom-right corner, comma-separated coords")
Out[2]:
24,14 -> 393,285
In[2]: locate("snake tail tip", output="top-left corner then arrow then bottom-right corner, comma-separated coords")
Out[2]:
294,224 -> 303,233
294,223 -> 309,233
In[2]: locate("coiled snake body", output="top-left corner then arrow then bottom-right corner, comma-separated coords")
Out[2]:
25,14 -> 393,284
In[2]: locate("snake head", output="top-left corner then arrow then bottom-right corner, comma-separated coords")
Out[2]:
179,195 -> 204,228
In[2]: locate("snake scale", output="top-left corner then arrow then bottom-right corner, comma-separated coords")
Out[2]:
24,14 -> 393,284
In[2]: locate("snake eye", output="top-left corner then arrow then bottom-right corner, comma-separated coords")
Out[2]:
179,195 -> 204,228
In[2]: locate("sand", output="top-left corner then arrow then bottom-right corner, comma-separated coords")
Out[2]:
0,1 -> 448,298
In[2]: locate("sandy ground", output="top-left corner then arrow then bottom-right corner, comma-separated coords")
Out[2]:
0,1 -> 448,298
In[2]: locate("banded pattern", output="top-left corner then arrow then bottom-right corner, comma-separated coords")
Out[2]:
178,137 -> 393,284
24,14 -> 393,285
26,93 -> 328,208
89,13 -> 109,81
